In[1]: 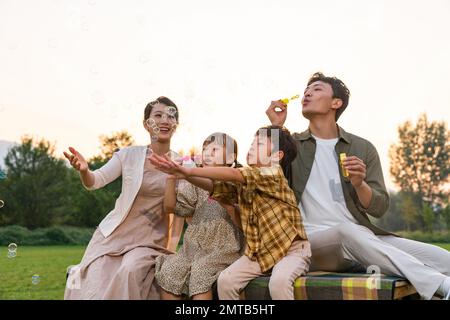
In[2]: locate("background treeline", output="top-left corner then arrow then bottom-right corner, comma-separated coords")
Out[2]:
0,131 -> 134,245
0,114 -> 448,245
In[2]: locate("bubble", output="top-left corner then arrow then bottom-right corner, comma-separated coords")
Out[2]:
137,15 -> 146,26
8,43 -> 18,51
0,200 -> 4,208
91,91 -> 105,105
139,52 -> 151,64
0,170 -> 7,180
166,106 -> 177,117
90,66 -> 99,75
8,243 -> 17,252
153,127 -> 160,135
31,274 -> 41,285
48,38 -> 58,48
7,243 -> 17,258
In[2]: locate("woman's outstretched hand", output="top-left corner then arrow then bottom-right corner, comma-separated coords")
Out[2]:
149,154 -> 189,179
63,147 -> 89,172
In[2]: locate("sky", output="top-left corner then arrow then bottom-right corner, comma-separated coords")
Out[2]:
0,0 -> 449,192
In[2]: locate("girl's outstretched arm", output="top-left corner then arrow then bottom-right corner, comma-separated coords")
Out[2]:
149,154 -> 244,186
188,166 -> 244,183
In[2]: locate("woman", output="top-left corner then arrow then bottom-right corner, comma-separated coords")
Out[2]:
64,96 -> 184,299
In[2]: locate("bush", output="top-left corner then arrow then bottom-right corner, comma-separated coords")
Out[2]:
397,230 -> 450,243
0,225 -> 30,245
0,225 -> 94,246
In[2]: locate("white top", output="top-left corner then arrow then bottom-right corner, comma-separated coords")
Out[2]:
299,135 -> 358,235
83,145 -> 180,238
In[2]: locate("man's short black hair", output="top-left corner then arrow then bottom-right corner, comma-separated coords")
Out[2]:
307,72 -> 350,121
255,125 -> 297,187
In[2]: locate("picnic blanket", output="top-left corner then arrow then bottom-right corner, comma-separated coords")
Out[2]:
243,272 -> 409,300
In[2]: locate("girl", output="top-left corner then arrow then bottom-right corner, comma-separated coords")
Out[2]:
154,133 -> 244,300
64,96 -> 184,299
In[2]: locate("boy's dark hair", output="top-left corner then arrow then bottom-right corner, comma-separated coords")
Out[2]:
307,72 -> 350,121
144,96 -> 179,122
202,132 -> 241,168
255,125 -> 297,187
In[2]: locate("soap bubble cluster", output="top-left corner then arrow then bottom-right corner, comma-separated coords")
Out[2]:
7,243 -> 17,258
31,274 -> 41,285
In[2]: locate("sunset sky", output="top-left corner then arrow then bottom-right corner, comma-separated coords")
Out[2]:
1,0 -> 449,191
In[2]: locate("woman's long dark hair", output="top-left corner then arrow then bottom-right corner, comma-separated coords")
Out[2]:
144,96 -> 179,122
255,125 -> 297,187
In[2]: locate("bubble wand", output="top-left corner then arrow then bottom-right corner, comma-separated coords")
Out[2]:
279,94 -> 300,105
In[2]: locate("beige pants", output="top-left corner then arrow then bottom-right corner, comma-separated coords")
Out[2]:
308,223 -> 450,300
217,240 -> 311,300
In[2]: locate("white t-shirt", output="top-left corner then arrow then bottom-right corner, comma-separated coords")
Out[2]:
299,135 -> 358,235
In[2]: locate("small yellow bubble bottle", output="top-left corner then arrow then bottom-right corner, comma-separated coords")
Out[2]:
339,153 -> 349,177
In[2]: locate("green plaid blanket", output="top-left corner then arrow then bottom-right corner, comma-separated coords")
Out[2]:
243,272 -> 409,300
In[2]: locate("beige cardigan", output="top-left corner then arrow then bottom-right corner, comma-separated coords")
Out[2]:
84,145 -> 184,251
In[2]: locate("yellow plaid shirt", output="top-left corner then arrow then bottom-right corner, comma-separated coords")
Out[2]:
211,165 -> 308,272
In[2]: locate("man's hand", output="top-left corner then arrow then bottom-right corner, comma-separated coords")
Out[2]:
149,154 -> 189,179
265,100 -> 288,126
343,156 -> 366,188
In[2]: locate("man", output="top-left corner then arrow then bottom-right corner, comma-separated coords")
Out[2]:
266,72 -> 450,300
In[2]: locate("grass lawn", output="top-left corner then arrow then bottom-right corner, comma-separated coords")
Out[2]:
0,243 -> 449,300
433,243 -> 450,251
0,246 -> 85,300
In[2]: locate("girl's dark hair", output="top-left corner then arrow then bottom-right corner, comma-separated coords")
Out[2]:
255,125 -> 297,187
144,96 -> 179,122
202,132 -> 241,168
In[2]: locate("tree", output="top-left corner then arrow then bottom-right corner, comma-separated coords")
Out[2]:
374,192 -> 406,232
0,136 -> 70,229
64,130 -> 135,227
399,192 -> 420,231
442,202 -> 450,232
389,113 -> 449,210
90,130 -> 134,164
422,202 -> 435,233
